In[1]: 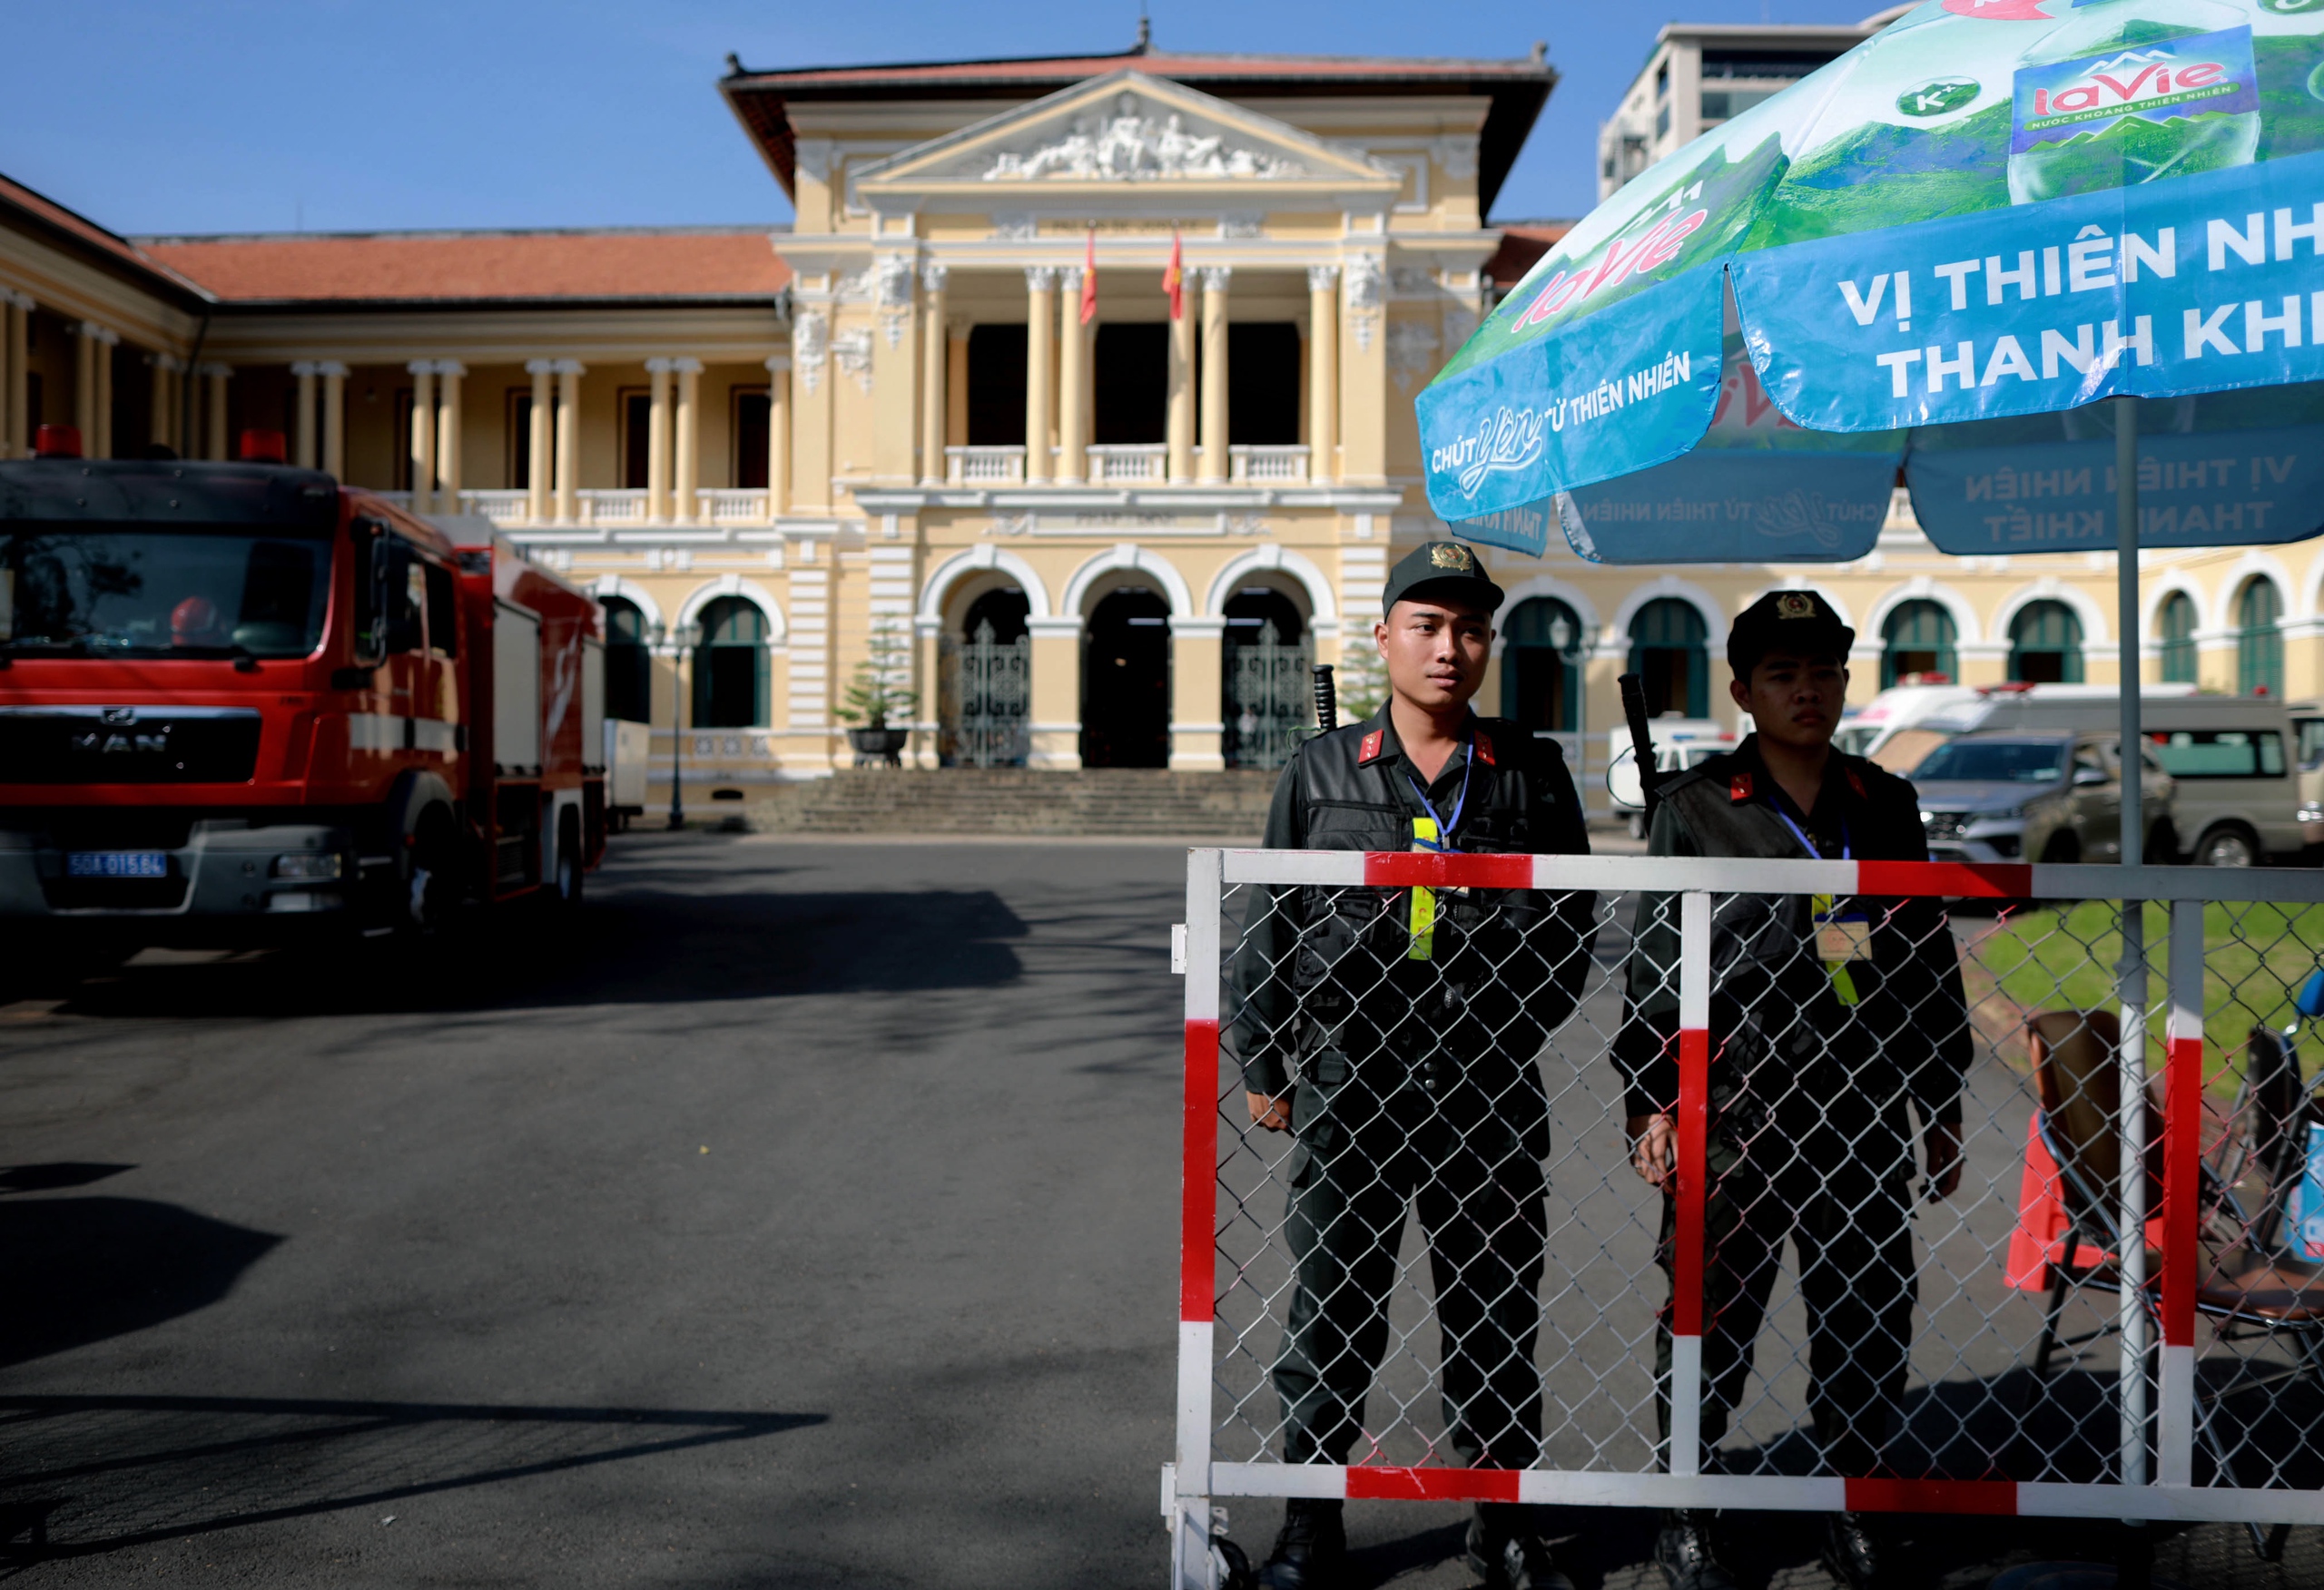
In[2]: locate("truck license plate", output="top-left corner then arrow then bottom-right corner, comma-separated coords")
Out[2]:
66,851 -> 169,878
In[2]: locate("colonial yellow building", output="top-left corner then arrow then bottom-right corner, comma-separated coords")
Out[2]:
0,33 -> 2314,813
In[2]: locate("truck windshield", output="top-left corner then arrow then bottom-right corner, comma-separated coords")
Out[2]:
0,525 -> 330,659
1910,739 -> 2066,784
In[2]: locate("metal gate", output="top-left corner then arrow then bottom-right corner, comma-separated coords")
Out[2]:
1223,623 -> 1312,771
1167,849 -> 2324,1586
946,620 -> 1029,769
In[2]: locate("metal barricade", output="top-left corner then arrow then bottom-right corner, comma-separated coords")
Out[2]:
1167,850 -> 2324,1587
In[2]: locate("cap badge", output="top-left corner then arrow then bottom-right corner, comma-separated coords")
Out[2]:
1776,592 -> 1816,620
1429,543 -> 1473,572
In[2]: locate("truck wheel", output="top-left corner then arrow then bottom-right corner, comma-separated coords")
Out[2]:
551,809 -> 585,908
2195,824 -> 2259,868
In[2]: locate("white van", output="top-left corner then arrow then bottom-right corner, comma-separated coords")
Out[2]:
1605,716 -> 1741,837
1924,687 -> 2303,865
1833,682 -> 1987,773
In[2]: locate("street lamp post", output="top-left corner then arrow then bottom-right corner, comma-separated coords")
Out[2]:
655,621 -> 702,830
1549,613 -> 1592,820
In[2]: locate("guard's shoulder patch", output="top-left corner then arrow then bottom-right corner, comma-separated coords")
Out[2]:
1357,729 -> 1384,766
1729,771 -> 1755,803
1845,766 -> 1868,800
1472,731 -> 1496,766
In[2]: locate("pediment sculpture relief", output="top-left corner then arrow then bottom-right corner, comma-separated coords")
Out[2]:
982,93 -> 1304,182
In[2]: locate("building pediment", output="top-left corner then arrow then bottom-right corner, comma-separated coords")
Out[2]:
851,70 -> 1399,207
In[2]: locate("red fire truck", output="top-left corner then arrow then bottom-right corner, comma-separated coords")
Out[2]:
0,428 -> 607,943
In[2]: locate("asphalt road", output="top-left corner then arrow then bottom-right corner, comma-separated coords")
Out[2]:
2,835 -> 2319,1588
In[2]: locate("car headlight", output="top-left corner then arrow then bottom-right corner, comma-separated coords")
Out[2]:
2299,803 -> 2324,825
271,852 -> 344,880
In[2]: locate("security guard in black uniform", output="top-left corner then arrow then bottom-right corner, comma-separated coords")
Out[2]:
1610,590 -> 1970,1590
1228,541 -> 1597,1590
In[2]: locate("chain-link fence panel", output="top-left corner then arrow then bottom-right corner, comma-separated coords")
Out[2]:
1166,851 -> 2324,1589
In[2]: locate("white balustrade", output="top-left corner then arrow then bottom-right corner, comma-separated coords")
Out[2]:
1086,444 -> 1167,484
695,488 -> 770,525
458,489 -> 529,526
945,446 -> 1027,486
578,489 -> 648,525
1229,445 -> 1311,484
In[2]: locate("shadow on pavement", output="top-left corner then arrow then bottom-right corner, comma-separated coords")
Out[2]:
0,1197 -> 281,1369
0,1394 -> 825,1563
0,1163 -> 133,1193
32,883 -> 1029,1021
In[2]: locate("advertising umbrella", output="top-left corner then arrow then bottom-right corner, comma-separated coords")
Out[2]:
1417,0 -> 2324,878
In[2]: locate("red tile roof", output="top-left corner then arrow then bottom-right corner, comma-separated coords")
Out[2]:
1482,221 -> 1574,290
0,173 -> 210,303
722,44 -> 1554,217
137,229 -> 792,305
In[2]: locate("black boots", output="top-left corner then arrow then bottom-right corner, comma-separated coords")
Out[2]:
1822,1510 -> 1899,1590
1654,1509 -> 1738,1590
1466,1503 -> 1575,1590
1256,1497 -> 1345,1590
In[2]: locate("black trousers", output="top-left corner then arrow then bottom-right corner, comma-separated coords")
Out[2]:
1652,1126 -> 1917,1477
1275,1085 -> 1548,1470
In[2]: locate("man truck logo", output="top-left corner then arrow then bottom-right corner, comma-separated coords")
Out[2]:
101,707 -> 136,725
2013,28 -> 2256,148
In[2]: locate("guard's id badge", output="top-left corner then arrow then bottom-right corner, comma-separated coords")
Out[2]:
1408,817 -> 1438,960
1811,892 -> 1870,1007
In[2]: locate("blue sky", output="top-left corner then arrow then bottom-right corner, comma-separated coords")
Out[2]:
6,0 -> 1887,238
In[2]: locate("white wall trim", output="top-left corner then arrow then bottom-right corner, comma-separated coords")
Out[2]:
2212,550 -> 2297,633
916,543 -> 1055,624
1060,542 -> 1196,616
2141,572 -> 2205,653
1201,545 -> 1340,623
1993,576 -> 2110,653
1607,574 -> 1728,651
1859,576 -> 1984,651
1490,574 -> 1603,662
586,574 -> 665,629
675,574 -> 789,644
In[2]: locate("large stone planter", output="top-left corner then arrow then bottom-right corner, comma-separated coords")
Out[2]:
847,727 -> 909,767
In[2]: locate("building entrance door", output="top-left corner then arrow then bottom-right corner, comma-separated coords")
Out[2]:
1082,587 -> 1171,768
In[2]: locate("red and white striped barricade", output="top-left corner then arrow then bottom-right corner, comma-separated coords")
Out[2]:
1167,850 -> 2324,1589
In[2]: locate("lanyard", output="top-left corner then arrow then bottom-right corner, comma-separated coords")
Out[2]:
1403,737 -> 1474,854
1764,792 -> 1868,1007
1769,802 -> 1850,863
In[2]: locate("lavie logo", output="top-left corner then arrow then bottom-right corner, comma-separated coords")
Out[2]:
1431,407 -> 1549,496
1508,193 -> 1709,337
2013,26 -> 2256,146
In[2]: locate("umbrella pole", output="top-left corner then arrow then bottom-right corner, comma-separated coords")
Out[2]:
2113,393 -> 2152,1508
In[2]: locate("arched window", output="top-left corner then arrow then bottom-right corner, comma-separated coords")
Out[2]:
1221,585 -> 1310,770
1502,597 -> 1585,731
2238,577 -> 2283,697
600,596 -> 653,723
2008,600 -> 2083,683
2156,591 -> 2197,684
693,596 -> 770,729
942,586 -> 1030,768
1880,599 -> 1957,688
1629,598 -> 1709,718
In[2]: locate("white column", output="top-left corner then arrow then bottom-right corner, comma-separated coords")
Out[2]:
554,359 -> 583,523
673,356 -> 702,523
1058,266 -> 1090,485
291,360 -> 318,467
764,355 -> 791,517
1307,266 -> 1338,485
74,321 -> 98,446
149,353 -> 181,453
1167,283 -> 1196,484
1198,266 -> 1230,485
91,327 -> 118,458
320,361 -> 348,478
525,358 -> 554,523
407,359 -> 436,509
919,264 -> 947,486
1023,267 -> 1056,485
0,291 -> 25,457
645,357 -> 673,522
434,360 -> 465,509
202,362 -> 231,461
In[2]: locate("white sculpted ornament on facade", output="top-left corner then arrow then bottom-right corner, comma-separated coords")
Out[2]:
982,93 -> 1305,182
1385,320 -> 1443,390
793,310 -> 828,395
831,329 -> 875,394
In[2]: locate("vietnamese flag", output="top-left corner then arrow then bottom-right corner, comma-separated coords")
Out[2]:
1081,229 -> 1098,326
1163,229 -> 1184,321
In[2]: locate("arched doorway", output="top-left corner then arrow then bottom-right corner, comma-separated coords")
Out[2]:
2157,591 -> 2198,683
2008,600 -> 2083,683
601,596 -> 653,722
1502,597 -> 1584,731
941,585 -> 1031,767
1221,584 -> 1310,770
1082,585 -> 1171,768
2238,577 -> 2283,696
1629,598 -> 1709,718
694,596 -> 770,728
1880,599 -> 1957,687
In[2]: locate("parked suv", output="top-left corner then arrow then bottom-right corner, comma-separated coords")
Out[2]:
1911,731 -> 2175,865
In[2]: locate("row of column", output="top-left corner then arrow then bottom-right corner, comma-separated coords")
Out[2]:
290,360 -> 350,476
0,289 -> 235,462
400,354 -> 793,523
912,263 -> 1341,487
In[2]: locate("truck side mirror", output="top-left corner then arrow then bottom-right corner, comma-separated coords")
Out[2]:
350,518 -> 386,666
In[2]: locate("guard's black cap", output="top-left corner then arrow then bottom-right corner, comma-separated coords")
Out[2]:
1728,587 -> 1855,676
1382,540 -> 1504,616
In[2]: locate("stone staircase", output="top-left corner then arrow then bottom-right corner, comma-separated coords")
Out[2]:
740,768 -> 1279,838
